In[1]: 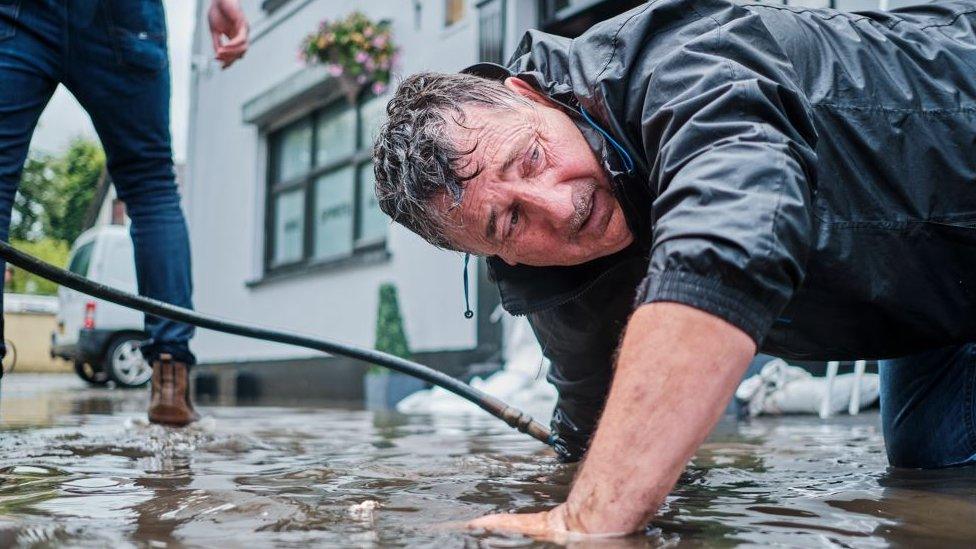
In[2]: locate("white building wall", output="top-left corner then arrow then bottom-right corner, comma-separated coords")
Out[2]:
186,1 -> 489,364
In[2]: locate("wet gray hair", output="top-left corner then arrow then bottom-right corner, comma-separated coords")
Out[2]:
372,72 -> 531,250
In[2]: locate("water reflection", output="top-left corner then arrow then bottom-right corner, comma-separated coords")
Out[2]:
0,374 -> 973,546
827,466 -> 976,545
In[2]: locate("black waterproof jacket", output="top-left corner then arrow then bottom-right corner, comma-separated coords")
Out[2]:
464,0 -> 976,461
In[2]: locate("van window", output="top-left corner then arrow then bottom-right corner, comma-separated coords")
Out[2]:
68,242 -> 94,277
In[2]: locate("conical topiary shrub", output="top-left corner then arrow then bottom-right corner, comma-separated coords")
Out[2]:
374,283 -> 410,361
367,283 -> 422,409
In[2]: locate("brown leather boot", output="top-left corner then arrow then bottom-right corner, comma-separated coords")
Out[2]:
147,353 -> 200,426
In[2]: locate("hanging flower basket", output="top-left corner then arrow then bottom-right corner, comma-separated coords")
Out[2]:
300,11 -> 399,103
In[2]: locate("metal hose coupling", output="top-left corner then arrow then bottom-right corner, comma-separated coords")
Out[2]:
499,405 -> 534,432
481,395 -> 551,445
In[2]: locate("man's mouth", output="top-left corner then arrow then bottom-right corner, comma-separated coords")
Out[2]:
571,188 -> 597,237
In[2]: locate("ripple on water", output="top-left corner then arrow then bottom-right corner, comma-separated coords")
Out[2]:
2,376 -> 975,547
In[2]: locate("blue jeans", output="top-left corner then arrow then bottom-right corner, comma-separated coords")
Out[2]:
880,344 -> 976,468
0,0 -> 195,364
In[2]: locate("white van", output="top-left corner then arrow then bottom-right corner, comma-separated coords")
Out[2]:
50,226 -> 151,388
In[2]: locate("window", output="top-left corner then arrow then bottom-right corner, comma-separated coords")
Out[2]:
68,242 -> 94,277
266,94 -> 388,273
833,0 -> 878,9
261,0 -> 292,13
478,0 -> 507,64
445,0 -> 466,26
777,1 -> 893,10
537,0 -> 645,37
783,0 -> 832,7
539,0 -> 570,20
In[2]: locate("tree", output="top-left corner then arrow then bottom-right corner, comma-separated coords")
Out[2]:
5,138 -> 104,295
46,138 -> 105,244
12,155 -> 55,242
374,283 -> 411,361
5,238 -> 69,295
10,137 -> 105,245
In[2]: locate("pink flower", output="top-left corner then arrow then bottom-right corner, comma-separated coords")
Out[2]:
372,35 -> 387,49
364,57 -> 375,71
371,81 -> 387,96
355,51 -> 369,63
356,74 -> 367,84
327,64 -> 343,77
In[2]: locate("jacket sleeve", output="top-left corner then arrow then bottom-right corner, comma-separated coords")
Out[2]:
527,257 -> 646,462
637,34 -> 819,345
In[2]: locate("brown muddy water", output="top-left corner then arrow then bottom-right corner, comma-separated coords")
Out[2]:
1,374 -> 975,547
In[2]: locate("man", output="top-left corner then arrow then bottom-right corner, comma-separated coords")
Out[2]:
0,0 -> 248,425
373,0 -> 976,538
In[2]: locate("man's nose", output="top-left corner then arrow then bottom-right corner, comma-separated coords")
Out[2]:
513,180 -> 577,229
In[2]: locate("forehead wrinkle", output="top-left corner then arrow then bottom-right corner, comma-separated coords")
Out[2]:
437,173 -> 496,255
444,105 -> 539,253
498,132 -> 534,180
451,105 -> 535,180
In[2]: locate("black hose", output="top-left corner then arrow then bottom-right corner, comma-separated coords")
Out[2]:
0,240 -> 552,446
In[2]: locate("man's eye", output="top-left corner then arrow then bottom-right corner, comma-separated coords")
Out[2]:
523,144 -> 541,175
510,209 -> 519,229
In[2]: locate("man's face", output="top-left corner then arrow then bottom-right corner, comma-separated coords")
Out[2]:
439,78 -> 634,267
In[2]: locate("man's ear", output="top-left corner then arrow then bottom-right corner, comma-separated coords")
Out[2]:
503,77 -> 555,108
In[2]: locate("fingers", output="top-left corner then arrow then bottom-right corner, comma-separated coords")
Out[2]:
222,20 -> 248,50
215,44 -> 246,68
213,21 -> 249,68
466,512 -> 553,537
210,27 -> 223,56
466,511 -> 633,544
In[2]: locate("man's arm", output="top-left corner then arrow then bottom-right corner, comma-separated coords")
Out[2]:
523,256 -> 649,462
469,301 -> 755,537
563,302 -> 755,532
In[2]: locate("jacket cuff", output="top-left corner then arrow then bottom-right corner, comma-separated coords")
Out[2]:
639,270 -> 777,346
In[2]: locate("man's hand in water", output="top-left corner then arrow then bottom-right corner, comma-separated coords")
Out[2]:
208,0 -> 249,69
467,506 -> 572,542
467,302 -> 756,537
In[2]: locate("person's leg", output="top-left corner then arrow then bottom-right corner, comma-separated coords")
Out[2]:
0,1 -> 61,370
879,344 -> 976,468
63,2 -> 197,424
62,1 -> 195,365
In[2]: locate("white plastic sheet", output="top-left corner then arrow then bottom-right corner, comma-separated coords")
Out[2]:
396,313 -> 557,418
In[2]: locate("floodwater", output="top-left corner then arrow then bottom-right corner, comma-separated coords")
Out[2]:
1,374 -> 975,547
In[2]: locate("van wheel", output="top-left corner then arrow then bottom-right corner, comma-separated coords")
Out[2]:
74,361 -> 109,386
104,335 -> 152,388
